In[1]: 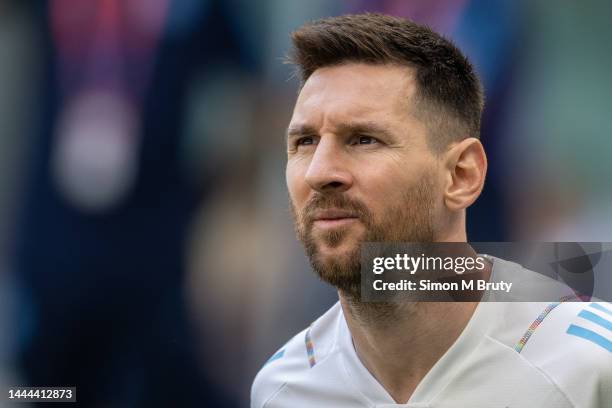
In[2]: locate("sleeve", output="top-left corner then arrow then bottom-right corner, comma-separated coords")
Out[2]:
521,301 -> 612,408
250,349 -> 288,408
251,328 -> 309,408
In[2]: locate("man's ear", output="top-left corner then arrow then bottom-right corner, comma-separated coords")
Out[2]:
443,138 -> 487,211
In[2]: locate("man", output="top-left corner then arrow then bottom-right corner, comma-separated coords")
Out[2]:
252,13 -> 611,407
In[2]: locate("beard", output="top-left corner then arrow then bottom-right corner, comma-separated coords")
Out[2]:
290,175 -> 436,301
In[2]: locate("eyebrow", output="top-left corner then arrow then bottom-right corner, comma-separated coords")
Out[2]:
286,121 -> 396,140
286,124 -> 318,138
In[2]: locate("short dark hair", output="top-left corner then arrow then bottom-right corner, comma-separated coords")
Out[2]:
287,13 -> 484,150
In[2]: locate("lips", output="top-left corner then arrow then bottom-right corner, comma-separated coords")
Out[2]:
312,209 -> 358,221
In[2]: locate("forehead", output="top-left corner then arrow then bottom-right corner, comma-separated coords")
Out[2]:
291,63 -> 416,126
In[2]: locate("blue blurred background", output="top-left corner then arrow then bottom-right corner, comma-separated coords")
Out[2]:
0,0 -> 610,406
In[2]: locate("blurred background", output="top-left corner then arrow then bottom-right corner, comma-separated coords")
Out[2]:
0,0 -> 610,406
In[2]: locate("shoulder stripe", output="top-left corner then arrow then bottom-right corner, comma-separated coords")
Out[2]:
566,324 -> 612,352
305,327 -> 316,367
578,309 -> 612,332
589,302 -> 612,317
263,349 -> 285,367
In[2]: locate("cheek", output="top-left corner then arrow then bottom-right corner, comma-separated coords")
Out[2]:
357,160 -> 432,208
286,160 -> 309,205
358,162 -> 405,198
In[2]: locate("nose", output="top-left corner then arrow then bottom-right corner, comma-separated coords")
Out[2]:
304,138 -> 353,193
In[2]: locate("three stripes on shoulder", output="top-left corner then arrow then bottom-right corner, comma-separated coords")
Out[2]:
567,302 -> 612,353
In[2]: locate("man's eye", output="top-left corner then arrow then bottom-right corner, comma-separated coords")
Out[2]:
296,137 -> 315,146
356,136 -> 378,145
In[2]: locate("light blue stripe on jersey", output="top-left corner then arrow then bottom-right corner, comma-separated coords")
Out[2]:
578,310 -> 612,332
264,349 -> 285,366
589,302 -> 612,317
566,325 -> 612,353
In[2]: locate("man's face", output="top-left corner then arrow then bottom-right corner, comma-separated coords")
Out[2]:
286,63 -> 444,295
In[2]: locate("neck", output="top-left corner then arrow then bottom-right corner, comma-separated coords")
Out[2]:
338,297 -> 478,403
338,239 -> 491,403
337,219 -> 483,402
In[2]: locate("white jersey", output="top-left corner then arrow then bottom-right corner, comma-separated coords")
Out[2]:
252,256 -> 612,408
